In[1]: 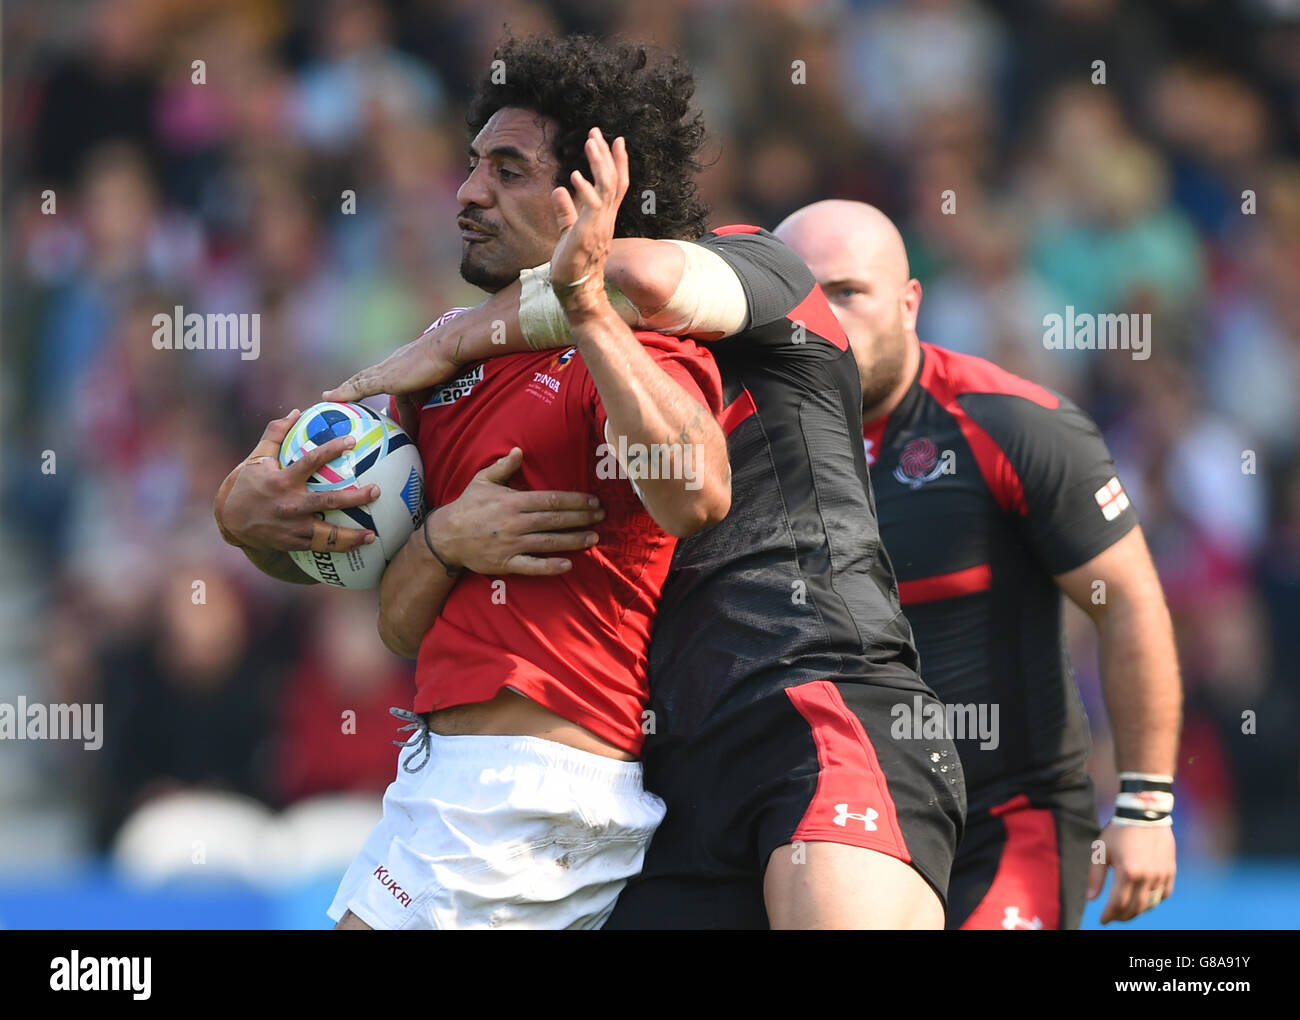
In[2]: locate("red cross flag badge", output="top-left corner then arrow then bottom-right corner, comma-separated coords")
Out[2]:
1094,476 -> 1130,521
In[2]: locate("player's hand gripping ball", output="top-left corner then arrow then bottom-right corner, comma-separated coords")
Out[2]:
278,401 -> 424,588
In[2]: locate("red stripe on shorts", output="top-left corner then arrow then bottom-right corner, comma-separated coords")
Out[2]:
785,681 -> 911,863
959,793 -> 1062,930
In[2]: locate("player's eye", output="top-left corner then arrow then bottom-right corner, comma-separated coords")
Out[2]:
498,166 -> 520,181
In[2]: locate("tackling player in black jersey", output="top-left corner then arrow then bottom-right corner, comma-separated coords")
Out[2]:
603,225 -> 964,929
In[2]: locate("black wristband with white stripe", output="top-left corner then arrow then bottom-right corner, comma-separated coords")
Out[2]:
1113,772 -> 1174,826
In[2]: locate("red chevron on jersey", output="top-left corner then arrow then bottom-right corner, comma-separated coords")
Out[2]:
787,285 -> 849,351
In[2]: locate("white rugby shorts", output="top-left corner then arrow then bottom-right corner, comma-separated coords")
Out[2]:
327,724 -> 664,929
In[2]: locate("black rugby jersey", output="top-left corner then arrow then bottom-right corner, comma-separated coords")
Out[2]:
865,342 -> 1137,809
646,227 -> 926,741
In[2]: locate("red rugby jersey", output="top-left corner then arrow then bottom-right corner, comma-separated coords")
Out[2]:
394,319 -> 723,755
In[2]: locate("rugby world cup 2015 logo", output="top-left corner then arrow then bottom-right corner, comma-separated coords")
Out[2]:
893,438 -> 948,489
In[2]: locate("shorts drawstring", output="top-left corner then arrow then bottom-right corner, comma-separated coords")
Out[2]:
390,707 -> 432,773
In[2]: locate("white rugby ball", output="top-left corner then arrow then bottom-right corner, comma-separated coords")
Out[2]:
278,401 -> 424,589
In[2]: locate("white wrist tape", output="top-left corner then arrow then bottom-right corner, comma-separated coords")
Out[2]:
638,240 -> 748,338
1118,772 -> 1175,785
518,262 -> 571,351
518,261 -> 641,351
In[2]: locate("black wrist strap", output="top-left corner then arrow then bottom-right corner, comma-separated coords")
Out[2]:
1119,778 -> 1174,794
422,511 -> 463,577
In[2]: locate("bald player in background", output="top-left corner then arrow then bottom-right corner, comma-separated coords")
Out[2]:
775,201 -> 1181,929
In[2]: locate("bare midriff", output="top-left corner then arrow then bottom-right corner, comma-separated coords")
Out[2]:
423,687 -> 635,761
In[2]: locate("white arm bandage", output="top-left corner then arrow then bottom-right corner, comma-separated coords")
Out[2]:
637,240 -> 748,338
517,240 -> 749,350
518,262 -> 638,351
518,263 -> 570,350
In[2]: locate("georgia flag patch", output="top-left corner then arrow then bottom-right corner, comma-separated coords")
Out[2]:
1094,476 -> 1130,521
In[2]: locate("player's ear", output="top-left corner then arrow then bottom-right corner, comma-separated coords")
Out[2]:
902,279 -> 923,331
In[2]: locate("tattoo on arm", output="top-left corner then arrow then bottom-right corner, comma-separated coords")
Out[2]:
677,405 -> 704,449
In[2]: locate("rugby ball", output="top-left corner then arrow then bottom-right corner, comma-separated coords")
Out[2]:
278,401 -> 424,589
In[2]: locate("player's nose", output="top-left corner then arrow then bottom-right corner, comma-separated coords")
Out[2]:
456,164 -> 493,210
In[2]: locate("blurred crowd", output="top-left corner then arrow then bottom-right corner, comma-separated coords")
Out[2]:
1,0 -> 1297,870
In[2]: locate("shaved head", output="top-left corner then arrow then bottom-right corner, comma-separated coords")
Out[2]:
776,200 -> 911,287
775,200 -> 921,419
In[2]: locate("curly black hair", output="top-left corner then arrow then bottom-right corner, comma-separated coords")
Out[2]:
467,34 -> 710,241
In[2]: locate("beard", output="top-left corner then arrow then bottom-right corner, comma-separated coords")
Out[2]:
459,246 -> 518,293
860,318 -> 910,413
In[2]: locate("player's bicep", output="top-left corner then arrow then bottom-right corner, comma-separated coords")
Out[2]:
1054,527 -> 1161,625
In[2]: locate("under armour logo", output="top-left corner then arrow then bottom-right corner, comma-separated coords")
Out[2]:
1001,906 -> 1043,930
833,803 -> 879,830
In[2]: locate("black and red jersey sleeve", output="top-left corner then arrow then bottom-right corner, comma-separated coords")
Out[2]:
691,226 -> 849,352
961,391 -> 1138,575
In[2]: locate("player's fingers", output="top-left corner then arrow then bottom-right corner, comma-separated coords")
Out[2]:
500,554 -> 574,576
1109,871 -> 1145,923
323,371 -> 368,403
1155,867 -> 1176,904
299,485 -> 381,515
1128,879 -> 1163,918
1121,874 -> 1154,921
308,519 -> 355,553
1141,881 -> 1167,915
324,358 -> 398,402
520,531 -> 600,554
1099,871 -> 1133,924
515,489 -> 602,514
569,169 -> 601,211
1086,854 -> 1108,901
552,186 -> 578,233
612,136 -> 629,200
519,509 -> 604,532
331,328 -> 452,402
586,128 -> 615,196
258,409 -> 301,443
308,518 -> 373,552
291,434 -> 357,481
248,409 -> 300,459
477,447 -> 524,486
278,517 -> 319,552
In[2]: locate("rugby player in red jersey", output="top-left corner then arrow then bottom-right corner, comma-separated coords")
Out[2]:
215,53 -> 732,926
330,37 -> 965,929
774,200 -> 1182,928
